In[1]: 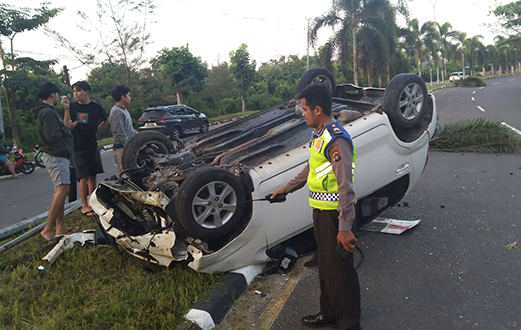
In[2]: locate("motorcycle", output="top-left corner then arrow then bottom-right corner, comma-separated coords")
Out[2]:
32,144 -> 45,168
0,142 -> 35,176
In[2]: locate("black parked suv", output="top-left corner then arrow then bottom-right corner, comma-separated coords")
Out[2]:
138,104 -> 209,139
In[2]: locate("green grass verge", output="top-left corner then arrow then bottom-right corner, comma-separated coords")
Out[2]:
0,211 -> 223,330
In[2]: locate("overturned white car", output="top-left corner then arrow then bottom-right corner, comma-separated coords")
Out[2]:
90,68 -> 436,273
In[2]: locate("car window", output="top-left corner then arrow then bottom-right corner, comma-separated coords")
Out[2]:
141,110 -> 165,120
186,108 -> 196,115
177,108 -> 187,115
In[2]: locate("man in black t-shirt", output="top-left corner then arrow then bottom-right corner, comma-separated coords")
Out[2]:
62,81 -> 110,216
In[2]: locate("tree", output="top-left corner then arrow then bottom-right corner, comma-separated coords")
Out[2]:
230,44 -> 256,112
151,46 -> 208,105
48,0 -> 155,86
435,22 -> 458,81
204,62 -> 233,116
310,0 -> 402,85
493,1 -> 521,34
0,3 -> 61,145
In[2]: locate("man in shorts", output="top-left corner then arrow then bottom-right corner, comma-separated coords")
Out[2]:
31,82 -> 76,240
109,85 -> 135,174
0,131 -> 21,179
62,81 -> 110,216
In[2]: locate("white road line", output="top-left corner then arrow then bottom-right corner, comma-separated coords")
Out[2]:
477,106 -> 486,112
471,97 -> 475,101
473,91 -> 476,94
509,78 -> 515,81
501,122 -> 521,136
479,87 -> 485,90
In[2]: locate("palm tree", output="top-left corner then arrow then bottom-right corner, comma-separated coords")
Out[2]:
399,18 -> 432,77
435,22 -> 458,82
466,35 -> 485,76
485,44 -> 499,75
453,31 -> 468,77
310,0 -> 397,85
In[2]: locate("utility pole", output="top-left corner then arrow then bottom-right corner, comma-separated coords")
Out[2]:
306,17 -> 310,70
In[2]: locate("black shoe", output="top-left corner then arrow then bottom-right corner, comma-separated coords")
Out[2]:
301,313 -> 336,327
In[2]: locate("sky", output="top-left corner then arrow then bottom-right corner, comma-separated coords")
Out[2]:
1,0 -> 512,81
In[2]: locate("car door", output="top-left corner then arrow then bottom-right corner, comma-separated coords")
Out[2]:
185,107 -> 200,131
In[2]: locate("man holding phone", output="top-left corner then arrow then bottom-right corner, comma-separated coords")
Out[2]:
271,83 -> 361,329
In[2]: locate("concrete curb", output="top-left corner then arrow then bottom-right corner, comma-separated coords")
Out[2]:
184,264 -> 264,329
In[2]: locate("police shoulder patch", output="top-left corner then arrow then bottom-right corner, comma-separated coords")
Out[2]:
330,124 -> 343,135
329,144 -> 341,162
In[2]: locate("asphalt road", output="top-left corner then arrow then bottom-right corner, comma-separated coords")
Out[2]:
272,151 -> 521,329
0,149 -> 118,229
269,75 -> 521,329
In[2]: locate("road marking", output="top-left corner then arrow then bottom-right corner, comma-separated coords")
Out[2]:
509,78 -> 515,81
471,97 -> 475,101
492,82 -> 500,85
501,122 -> 521,136
479,87 -> 485,89
473,91 -> 476,94
255,255 -> 312,330
477,106 -> 486,112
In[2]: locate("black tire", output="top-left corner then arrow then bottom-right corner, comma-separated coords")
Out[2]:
382,73 -> 428,128
21,161 -> 35,174
170,126 -> 182,140
121,131 -> 176,171
35,151 -> 45,168
200,121 -> 209,133
175,167 -> 246,244
298,67 -> 336,95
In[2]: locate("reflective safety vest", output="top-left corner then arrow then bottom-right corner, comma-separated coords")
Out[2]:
307,121 -> 356,210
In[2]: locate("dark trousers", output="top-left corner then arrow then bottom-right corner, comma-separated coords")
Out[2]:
313,208 -> 361,330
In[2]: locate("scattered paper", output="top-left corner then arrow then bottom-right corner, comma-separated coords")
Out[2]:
360,218 -> 421,234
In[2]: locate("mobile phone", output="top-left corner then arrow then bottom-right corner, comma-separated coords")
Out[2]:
335,243 -> 352,258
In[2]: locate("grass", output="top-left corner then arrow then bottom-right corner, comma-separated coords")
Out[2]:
430,118 -> 521,153
0,211 -> 223,330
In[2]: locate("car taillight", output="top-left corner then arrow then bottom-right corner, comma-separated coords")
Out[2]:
158,114 -> 166,120
138,116 -> 143,122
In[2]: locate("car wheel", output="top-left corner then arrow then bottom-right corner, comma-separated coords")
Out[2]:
21,161 -> 35,174
298,67 -> 336,95
382,73 -> 428,128
175,167 -> 246,245
121,131 -> 176,171
170,127 -> 182,140
200,121 -> 209,133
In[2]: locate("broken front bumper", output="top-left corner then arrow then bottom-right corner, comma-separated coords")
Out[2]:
89,181 -> 203,267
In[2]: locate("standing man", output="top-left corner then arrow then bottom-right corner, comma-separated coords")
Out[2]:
271,84 -> 361,330
31,83 -> 76,240
0,131 -> 21,179
62,81 -> 110,216
109,85 -> 135,174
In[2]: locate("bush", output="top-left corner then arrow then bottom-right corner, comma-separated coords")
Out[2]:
454,77 -> 486,87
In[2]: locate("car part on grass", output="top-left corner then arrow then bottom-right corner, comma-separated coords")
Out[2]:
42,229 -> 107,264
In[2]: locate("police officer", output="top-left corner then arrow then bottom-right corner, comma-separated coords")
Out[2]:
271,83 -> 361,329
